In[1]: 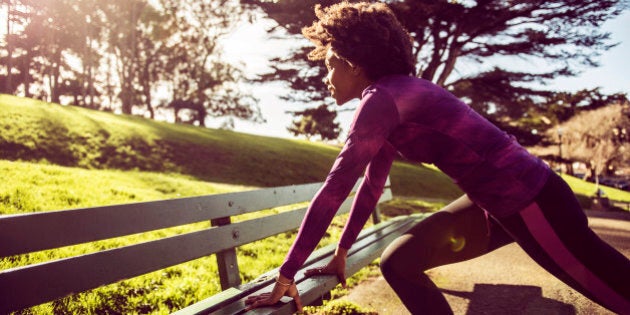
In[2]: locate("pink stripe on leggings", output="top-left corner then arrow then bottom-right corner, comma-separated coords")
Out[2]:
520,203 -> 630,313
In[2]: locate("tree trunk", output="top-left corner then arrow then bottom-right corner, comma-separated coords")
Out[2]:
566,162 -> 574,176
420,26 -> 444,82
87,63 -> 95,108
5,1 -> 13,93
436,43 -> 461,87
143,82 -> 155,119
174,105 -> 181,123
50,49 -> 62,104
23,51 -> 31,98
85,34 -> 95,109
198,105 -> 207,127
120,85 -> 133,114
142,62 -> 155,119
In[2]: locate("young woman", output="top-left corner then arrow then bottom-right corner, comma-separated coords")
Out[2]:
245,2 -> 630,313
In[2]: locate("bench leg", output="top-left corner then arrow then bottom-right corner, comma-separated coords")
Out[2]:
211,217 -> 242,289
216,249 -> 241,290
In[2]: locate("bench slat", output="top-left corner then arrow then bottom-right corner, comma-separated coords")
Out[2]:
0,177 -> 389,258
0,182 -> 323,257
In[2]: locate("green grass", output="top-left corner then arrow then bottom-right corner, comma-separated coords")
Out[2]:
0,160 -> 249,215
0,160 -> 356,314
561,174 -> 630,202
1,94 -> 628,314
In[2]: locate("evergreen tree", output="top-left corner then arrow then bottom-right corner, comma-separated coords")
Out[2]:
286,104 -> 341,141
243,0 -> 627,143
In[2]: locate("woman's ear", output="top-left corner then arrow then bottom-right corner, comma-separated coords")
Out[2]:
349,63 -> 362,76
340,55 -> 363,76
352,65 -> 360,75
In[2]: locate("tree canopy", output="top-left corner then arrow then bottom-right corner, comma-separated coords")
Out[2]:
243,0 -> 628,144
533,102 -> 630,181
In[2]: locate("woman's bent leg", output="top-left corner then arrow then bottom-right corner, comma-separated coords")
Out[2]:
495,173 -> 630,314
380,195 -> 512,314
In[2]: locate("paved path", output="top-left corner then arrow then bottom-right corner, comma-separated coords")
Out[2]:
339,210 -> 630,315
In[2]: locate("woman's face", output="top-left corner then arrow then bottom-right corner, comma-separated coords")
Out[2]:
324,48 -> 365,105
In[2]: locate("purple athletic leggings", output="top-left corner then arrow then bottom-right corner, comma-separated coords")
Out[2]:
380,172 -> 630,314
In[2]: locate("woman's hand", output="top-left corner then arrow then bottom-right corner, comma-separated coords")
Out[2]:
245,275 -> 303,312
304,247 -> 348,287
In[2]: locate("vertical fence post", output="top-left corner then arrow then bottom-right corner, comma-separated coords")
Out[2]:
211,217 -> 241,290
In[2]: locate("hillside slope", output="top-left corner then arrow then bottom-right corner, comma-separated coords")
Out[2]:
0,94 -> 462,199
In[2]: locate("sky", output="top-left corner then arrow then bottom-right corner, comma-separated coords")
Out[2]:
221,10 -> 630,140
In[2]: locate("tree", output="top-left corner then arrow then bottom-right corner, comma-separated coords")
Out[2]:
1,0 -> 107,105
242,0 -> 338,104
1,0 -> 22,95
36,0 -> 107,108
99,0 -> 148,114
391,0 -> 624,123
241,0 -> 339,139
32,0 -> 90,104
1,0 -> 72,99
74,0 -> 108,109
286,104 -> 341,141
542,102 -> 630,185
160,0 -> 263,127
133,2 -> 176,118
2,0 -> 16,94
243,0 -> 627,142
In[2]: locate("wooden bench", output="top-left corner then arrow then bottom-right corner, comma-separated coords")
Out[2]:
0,177 -> 426,314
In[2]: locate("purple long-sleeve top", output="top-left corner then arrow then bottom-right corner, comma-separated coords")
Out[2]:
279,75 -> 550,280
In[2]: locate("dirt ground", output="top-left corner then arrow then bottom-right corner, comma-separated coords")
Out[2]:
338,210 -> 630,315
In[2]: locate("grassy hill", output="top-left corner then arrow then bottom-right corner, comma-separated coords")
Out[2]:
0,94 -> 463,214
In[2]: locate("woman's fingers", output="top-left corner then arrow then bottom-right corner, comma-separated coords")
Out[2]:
245,293 -> 271,303
304,266 -> 346,289
285,282 -> 303,312
245,294 -> 280,311
304,266 -> 328,277
244,298 -> 270,311
245,291 -> 276,311
244,282 -> 302,311
293,292 -> 304,312
337,271 -> 347,288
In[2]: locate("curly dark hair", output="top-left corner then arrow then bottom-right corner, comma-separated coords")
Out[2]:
302,1 -> 416,81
